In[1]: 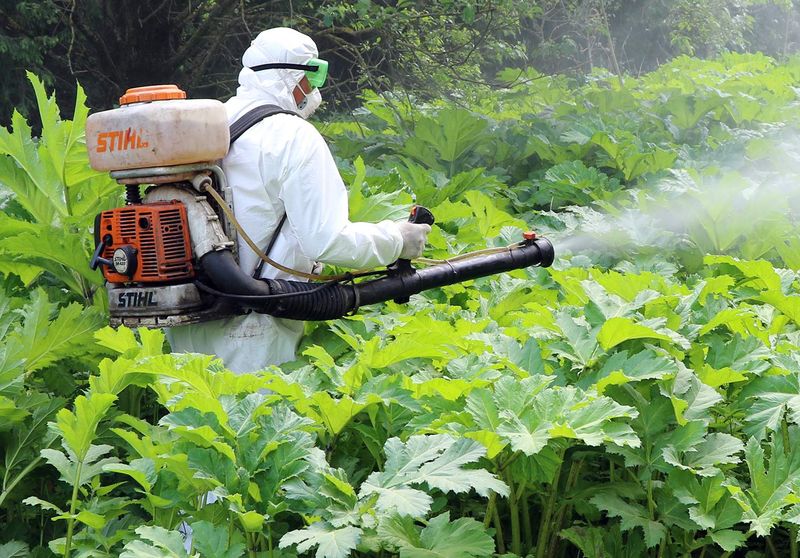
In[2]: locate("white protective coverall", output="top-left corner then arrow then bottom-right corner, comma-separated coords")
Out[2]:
167,28 -> 405,372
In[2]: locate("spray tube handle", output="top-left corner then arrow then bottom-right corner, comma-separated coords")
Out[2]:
390,206 -> 435,303
399,206 -> 434,266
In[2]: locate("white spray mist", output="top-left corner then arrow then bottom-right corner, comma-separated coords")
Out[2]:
547,129 -> 800,266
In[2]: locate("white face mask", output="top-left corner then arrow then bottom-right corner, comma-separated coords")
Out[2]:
296,88 -> 322,119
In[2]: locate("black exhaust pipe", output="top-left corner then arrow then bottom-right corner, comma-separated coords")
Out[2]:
200,237 -> 554,321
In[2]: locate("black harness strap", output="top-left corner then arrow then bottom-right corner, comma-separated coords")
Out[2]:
229,104 -> 297,145
252,213 -> 288,279
227,105 -> 298,278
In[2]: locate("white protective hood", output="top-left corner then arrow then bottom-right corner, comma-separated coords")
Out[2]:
227,27 -> 318,119
167,28 -> 404,374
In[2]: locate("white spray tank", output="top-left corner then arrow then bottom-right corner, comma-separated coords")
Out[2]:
87,85 -> 241,328
86,84 -> 230,171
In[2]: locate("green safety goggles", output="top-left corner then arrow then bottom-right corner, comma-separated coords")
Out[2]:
248,58 -> 329,88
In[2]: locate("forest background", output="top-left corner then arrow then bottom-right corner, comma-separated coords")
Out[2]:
1,0 -> 799,122
5,1 -> 800,557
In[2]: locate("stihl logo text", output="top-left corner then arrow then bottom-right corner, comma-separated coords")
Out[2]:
117,291 -> 158,308
96,128 -> 149,153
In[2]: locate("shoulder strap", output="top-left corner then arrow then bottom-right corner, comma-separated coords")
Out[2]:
227,104 -> 297,278
229,104 -> 298,146
252,213 -> 288,279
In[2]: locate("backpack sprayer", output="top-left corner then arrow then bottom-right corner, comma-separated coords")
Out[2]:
86,85 -> 555,328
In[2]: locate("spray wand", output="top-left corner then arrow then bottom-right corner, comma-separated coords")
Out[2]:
196,205 -> 555,321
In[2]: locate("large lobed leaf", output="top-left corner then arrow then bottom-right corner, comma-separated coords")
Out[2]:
280,522 -> 362,558
378,512 -> 494,558
0,73 -> 118,297
359,434 -> 508,518
724,428 -> 800,536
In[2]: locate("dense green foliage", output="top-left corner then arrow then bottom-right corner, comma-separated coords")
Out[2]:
4,53 -> 800,557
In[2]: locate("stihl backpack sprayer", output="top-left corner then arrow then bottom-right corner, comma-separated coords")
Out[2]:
86,85 -> 554,328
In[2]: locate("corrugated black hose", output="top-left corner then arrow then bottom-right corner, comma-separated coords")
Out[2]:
197,237 -> 554,321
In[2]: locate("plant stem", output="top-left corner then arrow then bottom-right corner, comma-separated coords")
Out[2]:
767,535 -> 779,558
268,523 -> 274,557
499,451 -> 521,472
0,455 -> 43,509
644,426 -> 656,522
506,474 -> 521,556
63,460 -> 84,558
248,532 -> 258,558
484,492 -> 496,529
39,477 -> 46,547
549,459 -> 584,558
257,532 -> 268,552
790,525 -> 798,558
492,496 -> 506,554
535,448 -> 565,558
521,489 -> 533,552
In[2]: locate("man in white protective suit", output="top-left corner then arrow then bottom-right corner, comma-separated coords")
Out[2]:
167,28 -> 431,373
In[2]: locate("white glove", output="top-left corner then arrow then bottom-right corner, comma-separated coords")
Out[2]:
396,221 -> 431,259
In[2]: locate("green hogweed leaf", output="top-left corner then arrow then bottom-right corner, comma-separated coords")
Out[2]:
280,522 -> 362,558
359,435 -> 508,518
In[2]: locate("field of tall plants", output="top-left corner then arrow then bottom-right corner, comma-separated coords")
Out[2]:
3,53 -> 800,557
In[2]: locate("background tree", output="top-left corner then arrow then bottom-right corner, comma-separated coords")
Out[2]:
0,0 -> 535,123
0,0 -> 62,120
0,0 -> 798,125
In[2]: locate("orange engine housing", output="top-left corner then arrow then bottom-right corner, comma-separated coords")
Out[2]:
95,201 -> 195,283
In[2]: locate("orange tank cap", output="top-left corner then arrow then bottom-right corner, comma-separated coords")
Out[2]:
120,85 -> 187,105
523,231 -> 537,240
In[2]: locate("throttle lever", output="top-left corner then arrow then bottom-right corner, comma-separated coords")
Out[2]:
408,205 -> 435,226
